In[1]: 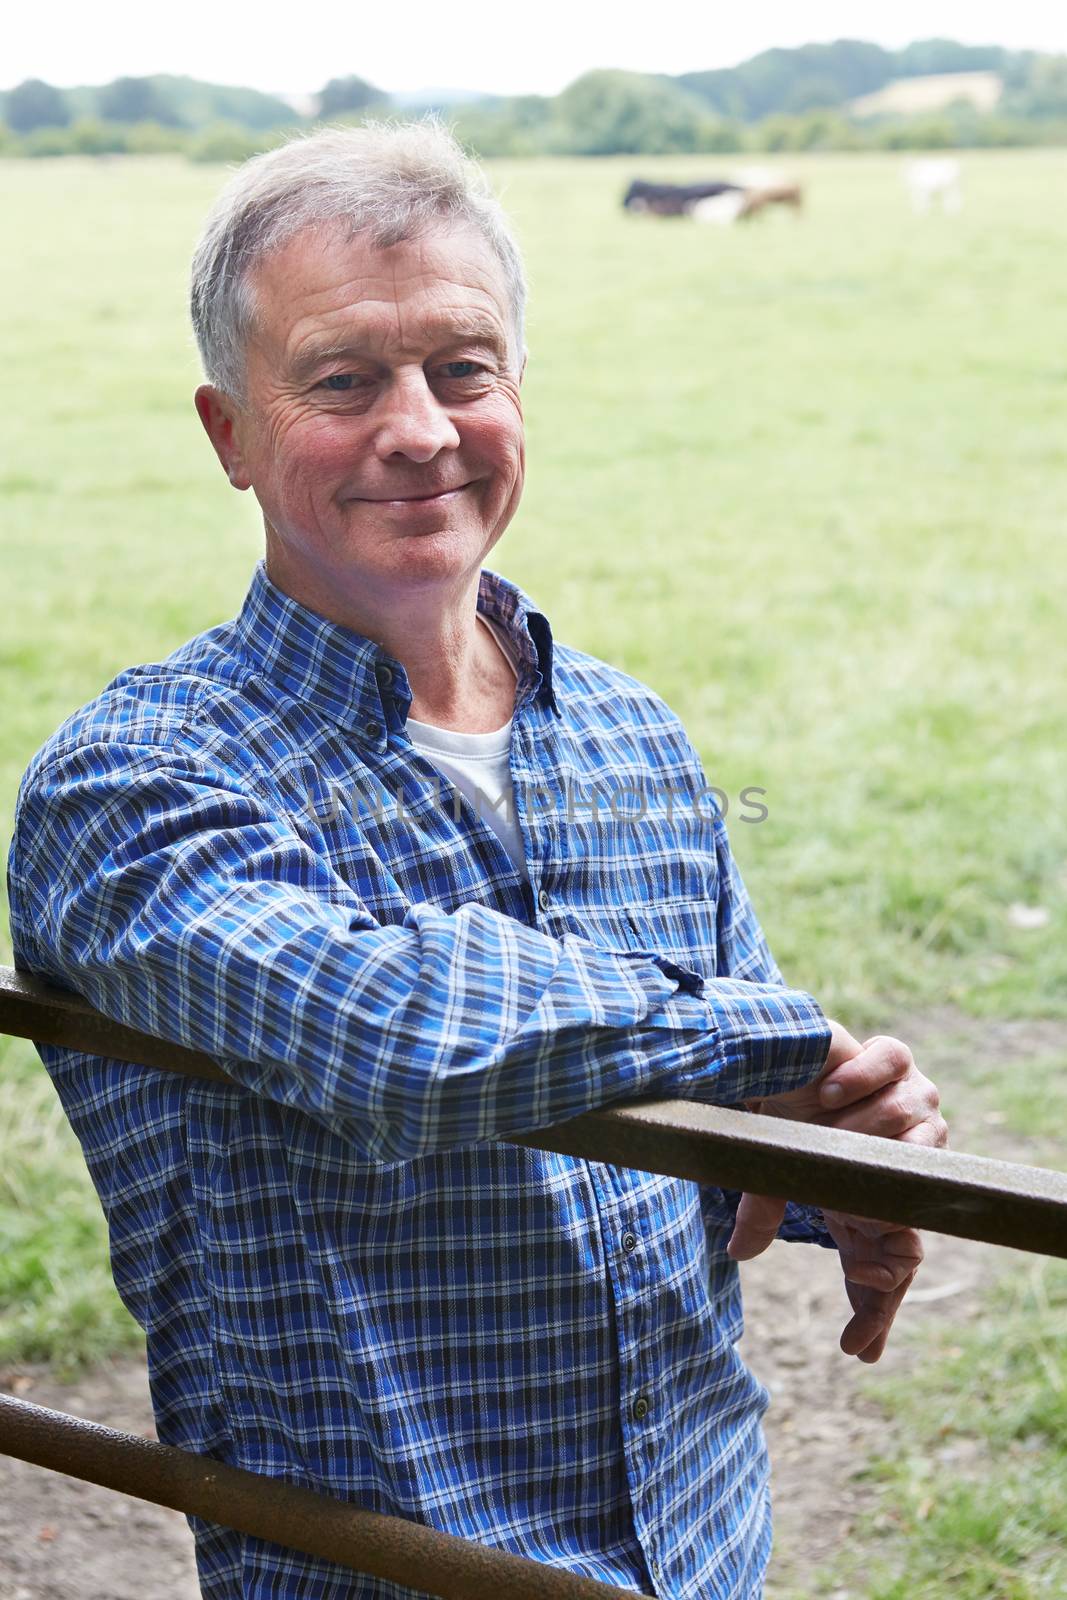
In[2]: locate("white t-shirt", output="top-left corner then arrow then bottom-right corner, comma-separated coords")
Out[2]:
405,615 -> 528,880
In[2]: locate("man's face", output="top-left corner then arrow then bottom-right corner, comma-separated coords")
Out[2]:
197,223 -> 525,613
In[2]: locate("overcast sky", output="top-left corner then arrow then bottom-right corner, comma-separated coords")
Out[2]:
6,0 -> 1066,99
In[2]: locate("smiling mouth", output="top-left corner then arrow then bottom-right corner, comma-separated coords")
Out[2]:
356,482 -> 473,506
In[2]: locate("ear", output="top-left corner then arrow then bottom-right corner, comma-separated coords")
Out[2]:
195,384 -> 253,490
519,349 -> 528,386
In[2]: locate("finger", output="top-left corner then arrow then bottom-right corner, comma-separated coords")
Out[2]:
819,1036 -> 914,1111
840,1247 -> 920,1292
843,1309 -> 893,1362
847,1269 -> 917,1351
841,1260 -> 907,1292
899,1114 -> 950,1148
847,1301 -> 902,1363
821,1081 -> 938,1140
726,1193 -> 788,1261
825,1018 -> 864,1069
840,1271 -> 917,1361
840,1222 -> 923,1276
824,1209 -> 918,1241
839,1234 -> 923,1292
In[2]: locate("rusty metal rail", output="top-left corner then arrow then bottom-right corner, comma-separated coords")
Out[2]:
0,1393 -> 630,1599
1,961 -> 1066,1596
2,965 -> 1066,1257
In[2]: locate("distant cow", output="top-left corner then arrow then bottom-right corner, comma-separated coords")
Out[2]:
623,176 -> 802,225
689,190 -> 747,225
622,178 -> 743,218
736,183 -> 804,220
906,158 -> 962,214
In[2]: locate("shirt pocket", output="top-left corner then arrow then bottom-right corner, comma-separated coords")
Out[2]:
621,901 -> 719,987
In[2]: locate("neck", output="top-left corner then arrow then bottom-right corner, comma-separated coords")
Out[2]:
264,542 -> 516,735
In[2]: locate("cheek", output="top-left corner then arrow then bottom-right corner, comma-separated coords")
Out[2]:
263,413 -> 357,499
464,395 -> 525,480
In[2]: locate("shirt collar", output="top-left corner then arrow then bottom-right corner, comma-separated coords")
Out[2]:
231,561 -> 560,745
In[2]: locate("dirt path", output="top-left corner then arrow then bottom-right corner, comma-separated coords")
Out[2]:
748,1010 -> 1064,1595
742,1217 -> 1012,1593
0,1359 -> 199,1600
0,1013 -> 1060,1600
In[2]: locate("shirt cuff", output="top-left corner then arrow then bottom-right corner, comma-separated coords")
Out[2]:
775,1202 -> 838,1248
701,1191 -> 839,1250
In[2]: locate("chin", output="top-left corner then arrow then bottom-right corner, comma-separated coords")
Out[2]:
369,522 -> 495,583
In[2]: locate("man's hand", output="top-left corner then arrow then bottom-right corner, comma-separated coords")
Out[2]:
725,1024 -> 947,1360
819,1210 -> 924,1362
733,1018 -> 865,1127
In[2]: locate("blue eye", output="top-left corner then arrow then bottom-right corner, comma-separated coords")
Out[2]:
441,361 -> 480,379
322,374 -> 355,391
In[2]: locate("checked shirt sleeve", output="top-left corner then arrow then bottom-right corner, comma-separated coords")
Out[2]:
703,807 -> 838,1247
11,740 -> 832,1162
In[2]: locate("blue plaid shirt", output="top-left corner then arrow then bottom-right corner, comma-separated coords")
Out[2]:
8,562 -> 834,1599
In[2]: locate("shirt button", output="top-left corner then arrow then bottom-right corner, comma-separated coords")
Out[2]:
364,718 -> 383,741
537,887 -> 551,912
375,664 -> 394,688
621,1230 -> 638,1254
631,1394 -> 650,1422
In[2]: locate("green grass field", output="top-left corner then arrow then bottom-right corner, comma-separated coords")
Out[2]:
4,150 -> 1065,1018
1,149 -> 1065,1591
813,1258 -> 1067,1600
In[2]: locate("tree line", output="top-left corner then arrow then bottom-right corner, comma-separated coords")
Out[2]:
3,41 -> 1067,162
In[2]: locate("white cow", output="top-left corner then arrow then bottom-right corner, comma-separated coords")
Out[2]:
689,190 -> 747,225
906,157 -> 962,214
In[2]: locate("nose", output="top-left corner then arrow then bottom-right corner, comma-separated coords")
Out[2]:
373,369 -> 461,463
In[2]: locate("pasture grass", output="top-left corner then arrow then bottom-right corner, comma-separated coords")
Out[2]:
972,1053 -> 1067,1154
797,1259 -> 1067,1600
2,152 -> 1066,1023
0,1035 -> 142,1372
0,151 -> 1064,1600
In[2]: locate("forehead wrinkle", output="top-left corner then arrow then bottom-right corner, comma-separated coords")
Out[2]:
254,229 -> 514,380
364,243 -> 507,349
288,300 -> 508,378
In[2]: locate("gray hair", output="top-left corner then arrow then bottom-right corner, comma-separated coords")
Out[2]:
189,119 -> 527,402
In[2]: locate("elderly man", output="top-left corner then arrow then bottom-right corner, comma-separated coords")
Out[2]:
8,122 -> 944,1599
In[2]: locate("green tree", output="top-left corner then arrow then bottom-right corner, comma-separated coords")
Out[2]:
876,116 -> 955,150
967,115 -> 1033,147
186,122 -> 265,163
21,125 -> 75,156
789,109 -> 863,150
143,75 -> 298,131
681,41 -> 893,121
98,76 -> 180,125
895,38 -> 1005,77
1018,55 -> 1067,119
124,120 -> 188,154
695,116 -> 744,153
673,67 -> 747,119
752,113 -> 798,152
555,70 -> 707,155
67,117 -> 129,154
453,96 -> 553,158
784,76 -> 843,114
316,75 -> 386,120
6,78 -> 70,132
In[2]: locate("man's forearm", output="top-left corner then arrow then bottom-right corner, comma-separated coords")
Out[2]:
15,750 -> 832,1162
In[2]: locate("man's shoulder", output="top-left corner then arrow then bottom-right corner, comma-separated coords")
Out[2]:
7,615 -> 272,966
552,640 -> 690,739
19,616 -> 257,786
